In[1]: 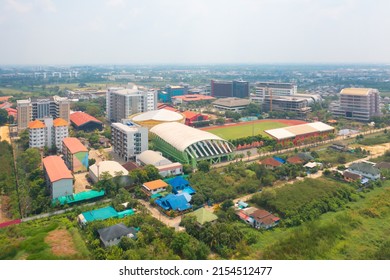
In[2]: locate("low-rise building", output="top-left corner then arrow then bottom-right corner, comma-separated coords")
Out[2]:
142,179 -> 168,196
182,111 -> 209,127
212,97 -> 251,112
89,161 -> 128,183
347,162 -> 380,180
42,156 -> 73,199
70,111 -> 103,131
62,137 -> 89,173
136,150 -> 182,178
237,207 -> 280,229
260,157 -> 282,169
97,223 -> 137,247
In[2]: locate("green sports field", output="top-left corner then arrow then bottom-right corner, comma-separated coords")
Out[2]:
203,121 -> 290,140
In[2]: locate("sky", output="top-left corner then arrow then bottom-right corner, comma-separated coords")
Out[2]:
0,0 -> 390,65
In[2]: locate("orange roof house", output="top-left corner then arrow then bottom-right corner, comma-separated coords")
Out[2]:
62,137 -> 88,154
142,179 -> 168,196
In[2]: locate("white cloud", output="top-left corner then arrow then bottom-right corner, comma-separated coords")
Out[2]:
5,0 -> 32,14
36,0 -> 57,13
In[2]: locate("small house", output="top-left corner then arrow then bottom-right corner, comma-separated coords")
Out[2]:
97,223 -> 137,247
348,162 -> 380,180
142,179 -> 168,196
260,157 -> 282,170
237,207 -> 280,229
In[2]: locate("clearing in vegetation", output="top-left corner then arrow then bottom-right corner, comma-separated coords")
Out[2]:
201,119 -> 306,140
45,229 -> 77,257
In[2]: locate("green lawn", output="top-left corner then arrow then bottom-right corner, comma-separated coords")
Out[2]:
206,121 -> 288,140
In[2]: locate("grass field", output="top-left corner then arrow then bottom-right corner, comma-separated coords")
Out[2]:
202,119 -> 306,140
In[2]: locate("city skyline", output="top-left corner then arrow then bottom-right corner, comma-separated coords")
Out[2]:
0,0 -> 390,65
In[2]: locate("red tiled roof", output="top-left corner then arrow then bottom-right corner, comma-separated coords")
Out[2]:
0,102 -> 12,109
0,96 -> 12,102
43,156 -> 73,183
287,156 -> 304,164
122,161 -> 140,171
156,104 -> 179,112
172,94 -> 215,102
70,111 -> 102,127
251,209 -> 280,226
261,157 -> 282,167
28,119 -> 45,129
62,137 -> 88,154
53,118 -> 68,127
182,110 -> 200,119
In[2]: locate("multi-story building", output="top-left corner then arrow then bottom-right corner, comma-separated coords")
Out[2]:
158,85 -> 189,102
42,155 -> 73,199
331,88 -> 380,122
210,80 -> 249,98
111,121 -> 148,161
28,117 -> 69,150
17,96 -> 70,130
251,82 -> 297,104
262,95 -> 312,119
62,137 -> 89,173
17,99 -> 32,130
106,84 -> 157,123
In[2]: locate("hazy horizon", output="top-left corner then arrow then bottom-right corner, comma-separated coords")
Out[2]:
1,0 -> 389,65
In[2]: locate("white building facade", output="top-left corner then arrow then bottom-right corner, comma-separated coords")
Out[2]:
251,82 -> 297,104
28,117 -> 69,150
111,122 -> 148,161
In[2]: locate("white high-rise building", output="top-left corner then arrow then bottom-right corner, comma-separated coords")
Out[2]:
251,82 -> 297,104
111,121 -> 148,161
28,117 -> 69,150
106,84 -> 157,122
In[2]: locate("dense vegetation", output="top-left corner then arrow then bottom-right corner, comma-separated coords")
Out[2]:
251,178 -> 355,226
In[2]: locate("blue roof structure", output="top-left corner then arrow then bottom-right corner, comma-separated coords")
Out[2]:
155,193 -> 192,212
182,186 -> 196,195
81,206 -> 118,222
166,176 -> 196,194
273,157 -> 285,164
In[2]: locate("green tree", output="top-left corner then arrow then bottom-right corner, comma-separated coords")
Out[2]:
197,161 -> 210,172
0,109 -> 7,125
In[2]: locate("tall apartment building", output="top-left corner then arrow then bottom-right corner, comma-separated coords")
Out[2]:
17,96 -> 70,130
111,121 -> 148,161
28,117 -> 69,150
251,82 -> 297,104
210,80 -> 249,98
106,84 -> 157,122
331,88 -> 380,121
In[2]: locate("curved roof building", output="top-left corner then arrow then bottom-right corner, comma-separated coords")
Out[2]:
129,109 -> 185,129
150,122 -> 234,167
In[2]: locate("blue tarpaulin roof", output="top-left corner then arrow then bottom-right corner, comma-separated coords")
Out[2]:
82,206 -> 118,222
155,193 -> 192,211
273,157 -> 285,164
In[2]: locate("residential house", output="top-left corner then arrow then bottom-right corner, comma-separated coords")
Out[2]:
166,176 -> 196,195
185,207 -> 218,226
142,179 -> 168,196
260,157 -> 282,170
237,207 -> 280,229
348,162 -> 380,180
97,223 -> 137,247
343,170 -> 362,182
155,193 -> 192,212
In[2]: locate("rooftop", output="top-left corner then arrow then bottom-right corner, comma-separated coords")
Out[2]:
89,161 -> 128,178
63,137 -> 88,154
261,157 -> 282,167
70,111 -> 102,127
213,97 -> 251,107
111,122 -> 141,133
98,223 -> 137,242
43,156 -> 73,183
172,94 -> 215,102
340,88 -> 376,96
349,162 -> 380,176
265,122 -> 334,140
182,110 -> 202,119
143,179 -> 168,190
28,119 -> 45,129
53,118 -> 68,127
137,150 -> 172,166
186,207 -> 218,225
131,109 -> 184,122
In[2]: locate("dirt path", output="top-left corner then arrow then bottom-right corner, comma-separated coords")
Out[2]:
138,200 -> 184,231
0,126 -> 10,143
45,229 -> 77,256
0,196 -> 11,223
73,173 -> 90,193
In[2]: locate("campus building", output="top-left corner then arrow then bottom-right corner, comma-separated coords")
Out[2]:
265,122 -> 334,146
106,84 -> 157,122
211,80 -> 249,98
212,97 -> 251,112
262,95 -> 312,119
62,137 -> 89,173
111,121 -> 148,161
70,111 -> 103,131
28,117 -> 69,150
136,150 -> 183,177
331,88 -> 380,122
42,155 -> 73,199
158,85 -> 189,102
150,122 -> 234,167
129,109 -> 185,129
17,96 -> 70,130
251,82 -> 297,104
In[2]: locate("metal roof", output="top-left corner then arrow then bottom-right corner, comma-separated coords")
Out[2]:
43,156 -> 73,183
265,122 -> 334,140
89,161 -> 128,178
137,150 -> 172,166
132,109 -> 184,122
150,122 -> 224,152
340,88 -> 374,96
